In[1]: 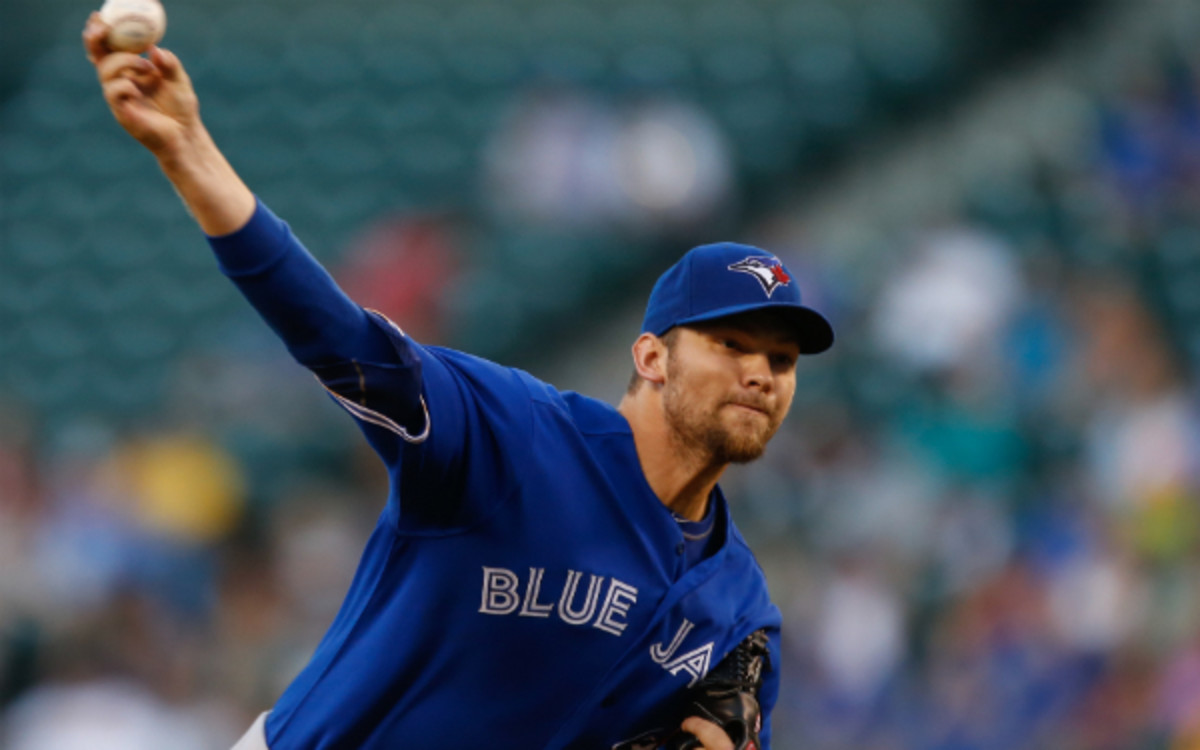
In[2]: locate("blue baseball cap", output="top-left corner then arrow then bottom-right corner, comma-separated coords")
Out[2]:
641,242 -> 834,354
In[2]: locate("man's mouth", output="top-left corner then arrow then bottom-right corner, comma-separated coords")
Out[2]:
728,401 -> 771,417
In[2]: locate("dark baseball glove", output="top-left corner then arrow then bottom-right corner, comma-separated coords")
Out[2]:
661,629 -> 770,750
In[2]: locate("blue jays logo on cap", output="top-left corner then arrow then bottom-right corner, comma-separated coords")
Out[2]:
727,256 -> 792,298
641,242 -> 835,355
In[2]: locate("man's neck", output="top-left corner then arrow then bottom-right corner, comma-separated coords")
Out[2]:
617,392 -> 726,521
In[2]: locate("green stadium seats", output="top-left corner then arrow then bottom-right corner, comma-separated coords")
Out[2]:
610,3 -> 688,47
701,44 -> 776,88
527,5 -> 612,85
6,219 -> 77,272
195,45 -> 285,95
284,42 -> 367,92
389,131 -> 470,190
0,0 -> 977,425
215,134 -> 299,184
0,131 -> 68,180
441,271 -> 527,358
86,225 -> 162,272
374,89 -> 455,133
91,363 -> 167,414
782,43 -> 872,133
23,42 -> 96,95
614,44 -> 695,90
441,3 -> 528,89
367,3 -> 445,48
0,270 -> 58,318
857,1 -> 947,95
24,315 -> 91,361
7,357 -> 90,413
447,90 -> 512,140
23,90 -> 105,133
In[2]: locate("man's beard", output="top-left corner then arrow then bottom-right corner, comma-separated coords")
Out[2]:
661,365 -> 782,465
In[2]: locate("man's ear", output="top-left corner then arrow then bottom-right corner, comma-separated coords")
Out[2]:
631,332 -> 668,387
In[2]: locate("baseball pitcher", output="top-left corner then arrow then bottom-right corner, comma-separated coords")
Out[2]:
83,13 -> 834,749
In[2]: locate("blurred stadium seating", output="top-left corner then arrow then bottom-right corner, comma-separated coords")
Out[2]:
1,0 -> 1072,427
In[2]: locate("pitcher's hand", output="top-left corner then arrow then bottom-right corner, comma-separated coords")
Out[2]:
677,717 -> 736,750
83,11 -> 199,156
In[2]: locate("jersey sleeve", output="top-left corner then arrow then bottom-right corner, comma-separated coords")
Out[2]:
207,200 -> 405,370
302,312 -> 431,446
344,318 -> 537,533
206,199 -> 532,531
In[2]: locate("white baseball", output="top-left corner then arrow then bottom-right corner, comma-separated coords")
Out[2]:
99,0 -> 166,53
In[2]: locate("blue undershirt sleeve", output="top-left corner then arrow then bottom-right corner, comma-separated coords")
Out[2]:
206,198 -> 395,366
205,198 -> 428,449
204,199 -> 520,531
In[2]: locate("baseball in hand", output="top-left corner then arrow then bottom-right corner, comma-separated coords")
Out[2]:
99,0 -> 166,53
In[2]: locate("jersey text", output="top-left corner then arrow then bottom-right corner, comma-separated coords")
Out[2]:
478,566 -> 639,636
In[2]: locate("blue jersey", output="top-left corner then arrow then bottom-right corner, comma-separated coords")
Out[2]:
208,201 -> 783,749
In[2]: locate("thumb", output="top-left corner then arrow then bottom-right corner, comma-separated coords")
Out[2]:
679,717 -> 735,750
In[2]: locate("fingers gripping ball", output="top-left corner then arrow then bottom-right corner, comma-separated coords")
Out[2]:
99,0 -> 166,53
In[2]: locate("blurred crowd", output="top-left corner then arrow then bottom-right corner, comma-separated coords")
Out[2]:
739,39 -> 1200,750
0,365 -> 382,748
4,5 -> 1200,750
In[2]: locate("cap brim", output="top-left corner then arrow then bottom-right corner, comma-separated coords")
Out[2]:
675,302 -> 834,355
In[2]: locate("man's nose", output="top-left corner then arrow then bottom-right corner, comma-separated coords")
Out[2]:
742,353 -> 773,391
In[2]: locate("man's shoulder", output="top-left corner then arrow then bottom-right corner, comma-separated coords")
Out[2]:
422,346 -> 627,432
421,345 -> 548,399
524,385 -> 630,441
556,391 -> 630,436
